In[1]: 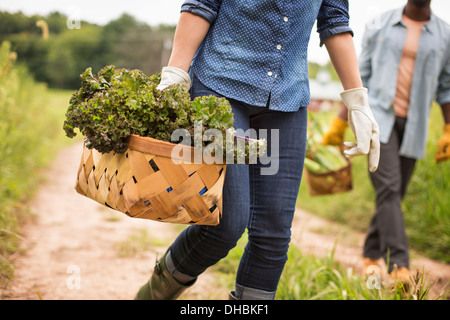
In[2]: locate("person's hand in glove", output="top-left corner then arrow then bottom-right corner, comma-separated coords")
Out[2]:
435,124 -> 450,163
156,66 -> 191,91
322,116 -> 348,146
340,87 -> 380,172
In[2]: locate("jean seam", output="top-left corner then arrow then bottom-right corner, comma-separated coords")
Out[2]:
240,146 -> 258,286
173,226 -> 211,277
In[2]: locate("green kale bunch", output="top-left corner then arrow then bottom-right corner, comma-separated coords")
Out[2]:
63,65 -> 235,154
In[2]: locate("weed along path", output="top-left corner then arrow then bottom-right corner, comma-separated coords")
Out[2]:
1,142 -> 449,300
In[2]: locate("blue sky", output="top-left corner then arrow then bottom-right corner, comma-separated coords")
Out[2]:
1,0 -> 449,64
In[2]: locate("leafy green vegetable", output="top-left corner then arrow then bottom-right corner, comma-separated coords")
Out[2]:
63,65 -> 266,162
305,111 -> 348,172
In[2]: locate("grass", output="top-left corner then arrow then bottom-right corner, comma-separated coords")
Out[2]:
402,105 -> 450,262
212,233 -> 448,300
278,245 -> 448,300
278,246 -> 383,300
114,228 -> 171,258
0,41 -> 73,285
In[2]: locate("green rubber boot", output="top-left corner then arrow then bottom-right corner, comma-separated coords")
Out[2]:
135,251 -> 195,300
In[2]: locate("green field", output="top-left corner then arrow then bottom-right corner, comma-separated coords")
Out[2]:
0,42 -> 73,282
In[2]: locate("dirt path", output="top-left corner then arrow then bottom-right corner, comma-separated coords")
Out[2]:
1,143 -> 449,300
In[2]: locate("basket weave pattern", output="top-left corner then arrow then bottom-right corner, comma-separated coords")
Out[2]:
75,135 -> 226,225
304,163 -> 352,196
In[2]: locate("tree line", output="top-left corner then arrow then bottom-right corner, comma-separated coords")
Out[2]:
0,10 -> 337,90
0,11 -> 176,89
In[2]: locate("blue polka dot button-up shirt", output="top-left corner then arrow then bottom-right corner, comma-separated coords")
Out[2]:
181,0 -> 353,112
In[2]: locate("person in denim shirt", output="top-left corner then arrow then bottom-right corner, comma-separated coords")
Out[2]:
135,0 -> 380,300
323,0 -> 450,286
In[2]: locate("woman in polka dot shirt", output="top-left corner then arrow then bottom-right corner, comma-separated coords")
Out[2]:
135,0 -> 380,300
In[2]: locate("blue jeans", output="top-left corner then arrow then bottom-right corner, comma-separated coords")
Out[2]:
169,75 -> 307,299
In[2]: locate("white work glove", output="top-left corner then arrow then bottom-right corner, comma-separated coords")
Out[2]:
156,66 -> 191,91
340,87 -> 380,172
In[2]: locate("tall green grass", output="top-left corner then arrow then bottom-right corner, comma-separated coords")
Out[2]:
297,105 -> 450,263
213,234 -> 446,300
278,246 -> 386,300
278,245 -> 448,300
0,41 -> 72,284
403,105 -> 450,262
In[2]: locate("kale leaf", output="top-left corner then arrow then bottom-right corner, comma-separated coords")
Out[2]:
63,65 -> 266,162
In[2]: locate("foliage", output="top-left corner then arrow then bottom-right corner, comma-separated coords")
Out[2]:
64,65 -> 265,161
0,41 -> 70,283
305,112 -> 348,173
402,104 -> 450,262
278,246 -> 447,300
308,61 -> 339,81
1,11 -> 176,90
214,233 -> 445,300
278,246 -> 382,300
1,10 -> 335,93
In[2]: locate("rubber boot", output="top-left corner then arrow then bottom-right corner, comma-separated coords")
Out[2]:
135,251 -> 195,300
363,257 -> 381,276
389,265 -> 410,291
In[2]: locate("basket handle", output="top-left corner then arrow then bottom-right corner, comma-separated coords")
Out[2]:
127,135 -> 196,162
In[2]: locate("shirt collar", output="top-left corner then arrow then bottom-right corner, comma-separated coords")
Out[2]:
391,7 -> 404,26
391,6 -> 436,34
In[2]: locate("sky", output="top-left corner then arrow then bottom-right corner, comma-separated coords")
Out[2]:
1,0 -> 449,64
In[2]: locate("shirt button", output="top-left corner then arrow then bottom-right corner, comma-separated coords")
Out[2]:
268,71 -> 273,76
283,16 -> 289,22
276,44 -> 282,50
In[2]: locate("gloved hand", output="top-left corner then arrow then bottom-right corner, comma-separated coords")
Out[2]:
340,87 -> 380,172
156,66 -> 191,91
322,116 -> 348,146
435,124 -> 450,163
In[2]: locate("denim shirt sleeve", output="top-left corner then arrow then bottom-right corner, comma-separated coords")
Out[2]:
436,52 -> 450,106
180,0 -> 222,24
316,0 -> 353,46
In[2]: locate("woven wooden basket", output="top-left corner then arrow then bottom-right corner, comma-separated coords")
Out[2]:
304,161 -> 352,196
75,134 -> 227,225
